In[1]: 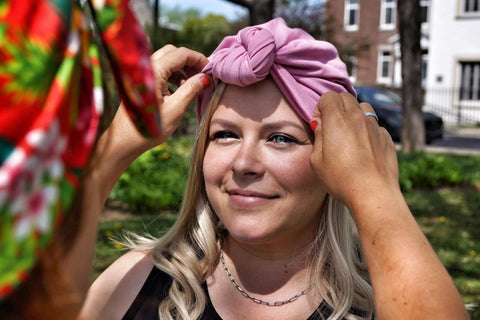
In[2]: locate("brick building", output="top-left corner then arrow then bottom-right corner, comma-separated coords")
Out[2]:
324,0 -> 430,87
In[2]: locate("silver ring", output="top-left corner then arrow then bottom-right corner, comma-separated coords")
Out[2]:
364,111 -> 379,123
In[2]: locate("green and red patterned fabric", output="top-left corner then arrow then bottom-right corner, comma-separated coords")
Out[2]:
0,0 -> 160,299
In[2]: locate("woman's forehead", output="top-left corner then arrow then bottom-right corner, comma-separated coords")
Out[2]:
213,79 -> 302,123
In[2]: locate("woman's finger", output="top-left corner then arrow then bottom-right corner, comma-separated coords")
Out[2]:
155,47 -> 209,77
158,74 -> 211,141
358,102 -> 379,126
151,44 -> 178,61
151,47 -> 208,99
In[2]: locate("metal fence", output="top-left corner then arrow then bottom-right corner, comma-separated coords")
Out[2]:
424,87 -> 480,127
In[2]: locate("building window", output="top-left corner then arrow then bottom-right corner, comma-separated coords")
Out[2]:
422,54 -> 428,87
459,0 -> 480,16
458,61 -> 480,104
380,0 -> 396,30
420,0 -> 430,25
377,50 -> 393,84
344,0 -> 359,31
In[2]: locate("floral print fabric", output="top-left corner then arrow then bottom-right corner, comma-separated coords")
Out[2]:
0,0 -> 160,299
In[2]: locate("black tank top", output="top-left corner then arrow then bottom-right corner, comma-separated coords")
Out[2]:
122,267 -> 367,320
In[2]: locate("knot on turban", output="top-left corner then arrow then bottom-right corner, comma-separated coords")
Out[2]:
214,27 -> 276,86
196,17 -> 356,123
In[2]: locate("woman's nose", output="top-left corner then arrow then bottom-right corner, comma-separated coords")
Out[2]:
231,141 -> 265,177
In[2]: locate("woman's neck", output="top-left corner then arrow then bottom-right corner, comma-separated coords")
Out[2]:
220,235 -> 312,293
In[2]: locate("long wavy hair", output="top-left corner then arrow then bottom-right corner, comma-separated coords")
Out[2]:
129,82 -> 375,320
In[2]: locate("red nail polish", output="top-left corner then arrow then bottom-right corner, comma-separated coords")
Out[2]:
309,120 -> 318,131
200,75 -> 211,88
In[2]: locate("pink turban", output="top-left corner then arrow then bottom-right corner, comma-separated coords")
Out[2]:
196,17 -> 355,122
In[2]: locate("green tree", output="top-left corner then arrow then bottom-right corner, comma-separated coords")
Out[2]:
275,0 -> 324,38
178,13 -> 231,56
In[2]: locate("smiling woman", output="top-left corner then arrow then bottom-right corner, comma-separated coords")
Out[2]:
203,80 -> 326,248
79,17 -> 469,320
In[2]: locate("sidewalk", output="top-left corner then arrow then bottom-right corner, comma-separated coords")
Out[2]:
397,127 -> 480,156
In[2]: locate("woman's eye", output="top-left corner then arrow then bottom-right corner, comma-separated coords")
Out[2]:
212,131 -> 238,140
267,134 -> 296,144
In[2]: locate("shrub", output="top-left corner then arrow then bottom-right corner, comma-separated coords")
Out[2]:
398,152 -> 479,192
108,136 -> 193,212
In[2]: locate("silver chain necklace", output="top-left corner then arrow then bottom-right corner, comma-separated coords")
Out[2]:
219,248 -> 309,306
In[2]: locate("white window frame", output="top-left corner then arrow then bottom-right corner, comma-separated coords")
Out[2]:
456,61 -> 480,107
377,49 -> 393,85
380,0 -> 396,30
458,0 -> 480,17
344,0 -> 359,32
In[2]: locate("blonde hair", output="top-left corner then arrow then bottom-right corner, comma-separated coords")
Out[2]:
129,82 -> 374,319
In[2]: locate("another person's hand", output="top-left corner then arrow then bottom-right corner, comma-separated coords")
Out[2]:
309,92 -> 399,211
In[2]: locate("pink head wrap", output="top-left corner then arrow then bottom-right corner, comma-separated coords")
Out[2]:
196,17 -> 355,122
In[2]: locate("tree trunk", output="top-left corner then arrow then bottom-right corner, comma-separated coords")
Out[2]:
225,0 -> 274,24
153,0 -> 160,48
398,0 -> 425,152
249,0 -> 275,24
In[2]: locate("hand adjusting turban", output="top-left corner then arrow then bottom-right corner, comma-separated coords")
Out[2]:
196,17 -> 356,122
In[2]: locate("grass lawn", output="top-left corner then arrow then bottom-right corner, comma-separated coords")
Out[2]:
405,187 -> 480,315
93,211 -> 177,279
94,187 -> 480,317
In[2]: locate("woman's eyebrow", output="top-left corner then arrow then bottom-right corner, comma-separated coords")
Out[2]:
209,118 -> 238,128
210,118 -> 306,131
261,120 -> 306,132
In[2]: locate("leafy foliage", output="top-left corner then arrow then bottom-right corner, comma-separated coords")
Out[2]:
147,8 -> 231,56
107,136 -> 193,212
275,0 -> 324,38
398,152 -> 480,192
177,13 -> 231,56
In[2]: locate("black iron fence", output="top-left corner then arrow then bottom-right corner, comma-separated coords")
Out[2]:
424,87 -> 480,127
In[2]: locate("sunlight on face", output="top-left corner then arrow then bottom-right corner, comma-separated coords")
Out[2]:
203,78 -> 327,247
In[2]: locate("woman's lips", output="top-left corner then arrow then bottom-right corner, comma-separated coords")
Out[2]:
227,189 -> 278,207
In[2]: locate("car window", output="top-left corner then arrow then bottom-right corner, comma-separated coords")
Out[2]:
373,91 -> 396,104
355,87 -> 401,105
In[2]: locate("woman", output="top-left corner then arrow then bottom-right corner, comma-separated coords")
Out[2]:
80,19 -> 468,320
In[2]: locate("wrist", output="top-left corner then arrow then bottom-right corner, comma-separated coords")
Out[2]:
347,182 -> 406,223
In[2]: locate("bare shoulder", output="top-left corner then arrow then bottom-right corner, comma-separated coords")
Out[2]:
78,250 -> 154,320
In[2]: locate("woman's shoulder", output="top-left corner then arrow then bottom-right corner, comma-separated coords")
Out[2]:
78,250 -> 154,320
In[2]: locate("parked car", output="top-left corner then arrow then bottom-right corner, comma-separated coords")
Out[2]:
354,86 -> 444,143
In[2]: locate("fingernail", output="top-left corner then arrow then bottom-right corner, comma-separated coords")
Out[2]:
309,120 -> 318,131
200,75 -> 211,88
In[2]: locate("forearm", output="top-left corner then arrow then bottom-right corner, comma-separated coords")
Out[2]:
61,106 -> 156,299
350,188 -> 469,320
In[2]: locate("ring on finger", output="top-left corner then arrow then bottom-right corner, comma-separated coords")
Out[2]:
364,111 -> 379,123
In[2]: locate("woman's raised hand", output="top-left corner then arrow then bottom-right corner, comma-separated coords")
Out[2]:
150,45 -> 210,144
104,46 -> 210,163
91,46 -> 210,201
309,92 -> 399,211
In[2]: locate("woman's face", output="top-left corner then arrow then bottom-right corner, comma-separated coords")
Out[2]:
203,79 -> 327,246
